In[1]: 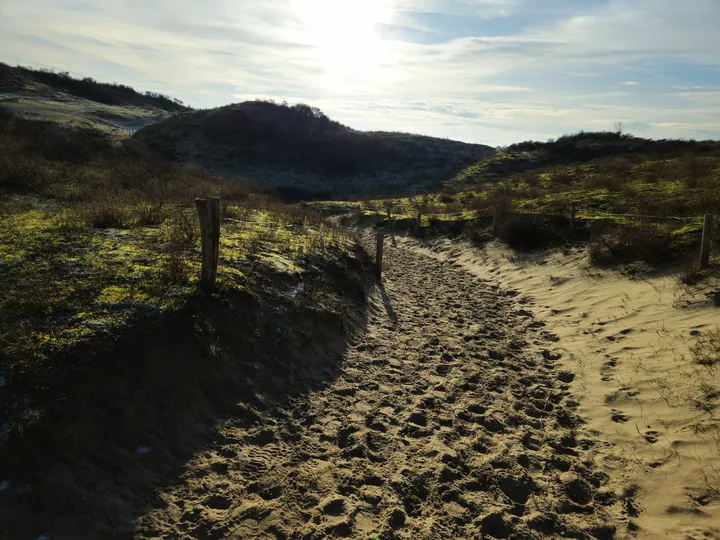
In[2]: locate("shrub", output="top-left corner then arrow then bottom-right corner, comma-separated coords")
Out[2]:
678,265 -> 710,286
165,209 -> 199,249
602,156 -> 634,176
589,226 -> 678,266
523,173 -> 541,187
159,252 -> 191,285
481,191 -> 514,212
135,202 -> 167,226
584,173 -> 627,192
552,168 -> 575,185
496,214 -> 571,251
81,201 -> 131,229
439,193 -> 455,203
690,329 -> 720,367
685,155 -> 715,179
466,223 -> 493,246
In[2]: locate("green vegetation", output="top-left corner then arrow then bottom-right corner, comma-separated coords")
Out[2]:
0,110 -> 357,439
333,132 -> 720,267
134,100 -> 494,198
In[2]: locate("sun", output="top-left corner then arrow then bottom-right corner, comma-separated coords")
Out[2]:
291,0 -> 393,88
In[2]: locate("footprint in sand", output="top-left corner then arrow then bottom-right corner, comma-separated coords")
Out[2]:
204,494 -> 232,510
603,358 -> 618,368
127,240 -> 621,540
610,410 -> 629,423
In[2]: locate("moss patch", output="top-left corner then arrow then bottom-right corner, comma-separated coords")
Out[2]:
0,199 -> 355,380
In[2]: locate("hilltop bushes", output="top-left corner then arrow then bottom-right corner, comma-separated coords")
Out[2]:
508,130 -> 720,164
0,63 -> 189,112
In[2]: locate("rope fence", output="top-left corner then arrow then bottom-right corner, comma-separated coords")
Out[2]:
197,199 -> 717,290
365,203 -> 716,272
490,205 -> 714,268
580,211 -> 699,222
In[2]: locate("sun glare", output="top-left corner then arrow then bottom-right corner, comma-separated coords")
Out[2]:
291,0 -> 393,89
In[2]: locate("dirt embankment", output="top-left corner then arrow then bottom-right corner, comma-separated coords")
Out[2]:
0,251 -> 370,539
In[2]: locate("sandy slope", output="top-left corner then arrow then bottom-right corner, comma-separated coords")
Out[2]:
136,240 -> 619,539
412,238 -> 720,539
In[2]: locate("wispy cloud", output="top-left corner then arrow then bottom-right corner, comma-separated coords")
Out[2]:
1,0 -> 719,144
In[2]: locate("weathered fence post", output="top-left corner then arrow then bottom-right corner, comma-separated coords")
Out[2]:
357,204 -> 362,221
492,205 -> 501,235
415,212 -> 422,234
376,230 -> 385,278
570,203 -> 577,230
195,197 -> 221,292
700,214 -> 713,268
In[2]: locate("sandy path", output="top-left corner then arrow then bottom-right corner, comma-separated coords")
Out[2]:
408,238 -> 720,539
137,241 -> 619,539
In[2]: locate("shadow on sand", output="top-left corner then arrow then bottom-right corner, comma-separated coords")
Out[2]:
0,252 -> 372,539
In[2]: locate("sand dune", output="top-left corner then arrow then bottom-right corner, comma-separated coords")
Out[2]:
413,237 -> 720,539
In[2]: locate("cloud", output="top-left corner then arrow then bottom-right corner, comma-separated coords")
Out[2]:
0,0 -> 718,144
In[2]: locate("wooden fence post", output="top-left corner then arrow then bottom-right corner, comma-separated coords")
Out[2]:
492,206 -> 501,235
357,204 -> 362,221
376,231 -> 384,278
415,212 -> 422,234
570,203 -> 577,230
700,214 -> 713,268
195,197 -> 221,292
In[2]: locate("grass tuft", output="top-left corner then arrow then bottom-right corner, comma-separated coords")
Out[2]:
690,329 -> 720,368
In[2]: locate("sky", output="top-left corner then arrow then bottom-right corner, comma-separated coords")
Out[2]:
1,0 -> 719,146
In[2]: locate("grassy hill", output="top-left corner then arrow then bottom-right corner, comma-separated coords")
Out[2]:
0,63 -> 189,135
1,68 -> 493,198
447,131 -> 719,188
319,131 -> 720,271
133,100 -> 494,199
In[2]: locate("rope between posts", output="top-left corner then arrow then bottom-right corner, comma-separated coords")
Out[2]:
580,211 -> 700,221
222,218 -> 332,229
364,209 -> 708,222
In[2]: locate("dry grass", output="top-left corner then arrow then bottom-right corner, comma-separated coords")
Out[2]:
690,328 -> 720,368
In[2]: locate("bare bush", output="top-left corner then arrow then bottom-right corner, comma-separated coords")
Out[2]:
496,214 -> 571,251
589,225 -> 678,266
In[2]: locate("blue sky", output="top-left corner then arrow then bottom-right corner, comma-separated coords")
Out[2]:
1,0 -> 719,145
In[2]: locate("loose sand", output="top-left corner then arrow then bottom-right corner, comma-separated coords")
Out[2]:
136,240 -> 619,538
411,237 -> 720,539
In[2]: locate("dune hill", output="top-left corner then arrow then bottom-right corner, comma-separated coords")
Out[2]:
0,63 -> 188,134
133,100 -> 495,199
0,63 -> 188,112
452,131 -> 720,188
